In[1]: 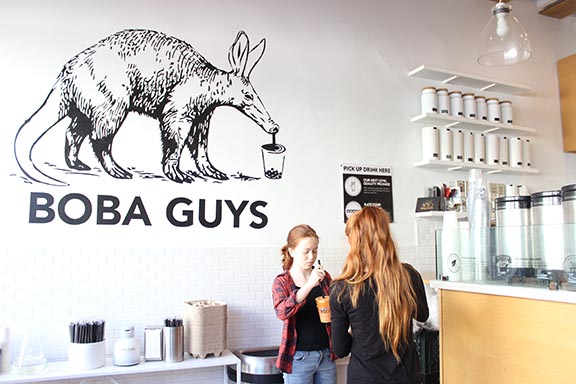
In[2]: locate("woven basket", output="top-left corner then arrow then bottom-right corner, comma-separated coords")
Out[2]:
183,300 -> 228,358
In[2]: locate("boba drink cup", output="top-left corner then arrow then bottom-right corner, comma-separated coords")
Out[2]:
315,296 -> 331,323
261,143 -> 286,179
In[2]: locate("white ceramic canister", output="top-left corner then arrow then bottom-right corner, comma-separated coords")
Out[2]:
499,136 -> 509,166
485,134 -> 500,166
453,129 -> 464,162
436,88 -> 450,115
463,93 -> 477,119
475,95 -> 488,121
421,126 -> 440,160
523,138 -> 531,167
505,184 -> 519,196
487,97 -> 501,123
464,130 -> 475,163
421,86 -> 438,114
474,132 -> 486,164
500,100 -> 514,124
449,91 -> 464,117
509,137 -> 523,167
440,127 -> 453,161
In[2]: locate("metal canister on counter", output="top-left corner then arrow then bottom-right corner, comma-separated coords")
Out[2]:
495,195 -> 533,278
561,184 -> 576,282
531,190 -> 564,277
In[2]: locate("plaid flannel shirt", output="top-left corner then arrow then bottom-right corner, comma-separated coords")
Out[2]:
272,269 -> 336,373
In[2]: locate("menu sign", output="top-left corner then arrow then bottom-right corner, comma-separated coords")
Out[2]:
342,164 -> 394,222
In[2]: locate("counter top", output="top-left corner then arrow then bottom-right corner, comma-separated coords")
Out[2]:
429,280 -> 576,304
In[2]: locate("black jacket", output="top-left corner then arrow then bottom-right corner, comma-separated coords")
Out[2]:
330,263 -> 429,384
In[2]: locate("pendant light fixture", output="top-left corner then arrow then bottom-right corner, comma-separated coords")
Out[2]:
477,1 -> 532,66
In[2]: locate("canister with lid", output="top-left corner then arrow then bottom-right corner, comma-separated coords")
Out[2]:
485,134 -> 499,166
495,195 -> 533,277
561,184 -> 576,281
436,88 -> 450,115
487,98 -> 501,123
475,95 -> 488,120
509,137 -> 523,167
464,131 -> 475,163
522,138 -> 531,168
500,100 -> 513,124
439,127 -> 453,161
531,190 -> 564,273
421,126 -> 439,160
453,129 -> 464,162
421,86 -> 438,114
474,132 -> 485,164
499,136 -> 509,166
449,91 -> 464,117
463,93 -> 476,119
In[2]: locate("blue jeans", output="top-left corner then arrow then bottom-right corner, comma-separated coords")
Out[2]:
283,348 -> 337,384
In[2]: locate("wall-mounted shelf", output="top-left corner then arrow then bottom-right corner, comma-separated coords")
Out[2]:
414,159 -> 539,175
408,65 -> 531,95
415,211 -> 467,220
411,113 -> 536,136
0,351 -> 241,384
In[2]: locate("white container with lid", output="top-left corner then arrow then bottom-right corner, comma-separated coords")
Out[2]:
464,130 -> 475,163
475,95 -> 488,120
474,132 -> 486,164
421,126 -> 439,160
436,88 -> 450,115
453,129 -> 464,162
509,137 -> 523,167
485,134 -> 499,166
487,98 -> 501,123
440,127 -> 453,161
499,136 -> 509,166
421,86 -> 438,114
500,100 -> 513,124
113,325 -> 141,366
449,91 -> 464,117
523,138 -> 531,167
463,93 -> 477,119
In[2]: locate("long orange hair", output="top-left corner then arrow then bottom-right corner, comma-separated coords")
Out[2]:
335,206 -> 418,362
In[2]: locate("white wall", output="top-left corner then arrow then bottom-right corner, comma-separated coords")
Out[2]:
1,0 -> 576,382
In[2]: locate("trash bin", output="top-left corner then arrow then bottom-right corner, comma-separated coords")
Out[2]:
227,346 -> 283,383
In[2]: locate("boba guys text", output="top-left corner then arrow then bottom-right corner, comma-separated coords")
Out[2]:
27,192 -> 269,228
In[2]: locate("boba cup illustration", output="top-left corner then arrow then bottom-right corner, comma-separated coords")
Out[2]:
261,141 -> 286,179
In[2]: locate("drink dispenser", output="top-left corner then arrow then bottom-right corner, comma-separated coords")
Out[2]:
531,190 -> 564,280
495,196 -> 532,279
562,184 -> 576,282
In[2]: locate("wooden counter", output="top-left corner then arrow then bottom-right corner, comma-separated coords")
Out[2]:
429,280 -> 576,384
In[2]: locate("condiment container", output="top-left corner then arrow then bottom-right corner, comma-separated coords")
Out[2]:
421,126 -> 439,160
475,95 -> 488,120
463,93 -> 477,119
500,100 -> 513,124
485,134 -> 499,166
440,127 -> 453,161
464,130 -> 475,163
474,132 -> 486,164
487,98 -> 501,122
453,129 -> 464,162
499,136 -> 509,166
113,325 -> 140,366
436,88 -> 450,115
449,91 -> 464,117
509,137 -> 523,167
421,86 -> 438,114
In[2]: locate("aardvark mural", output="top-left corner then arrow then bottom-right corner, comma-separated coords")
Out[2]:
13,29 -> 284,186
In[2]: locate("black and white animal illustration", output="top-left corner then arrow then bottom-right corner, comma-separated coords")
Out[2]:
13,29 -> 279,186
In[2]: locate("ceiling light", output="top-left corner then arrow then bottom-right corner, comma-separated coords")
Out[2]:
477,1 -> 532,66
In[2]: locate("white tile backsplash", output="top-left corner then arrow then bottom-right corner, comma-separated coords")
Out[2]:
0,226 -> 437,383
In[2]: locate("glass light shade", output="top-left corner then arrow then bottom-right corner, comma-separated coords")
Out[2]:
477,2 -> 532,66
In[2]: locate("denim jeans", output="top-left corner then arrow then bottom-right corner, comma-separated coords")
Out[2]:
283,348 -> 337,384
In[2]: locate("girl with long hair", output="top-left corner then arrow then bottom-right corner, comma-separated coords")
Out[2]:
272,224 -> 337,384
330,207 -> 429,384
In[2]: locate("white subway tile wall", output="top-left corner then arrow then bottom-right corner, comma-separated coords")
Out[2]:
0,222 -> 437,383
